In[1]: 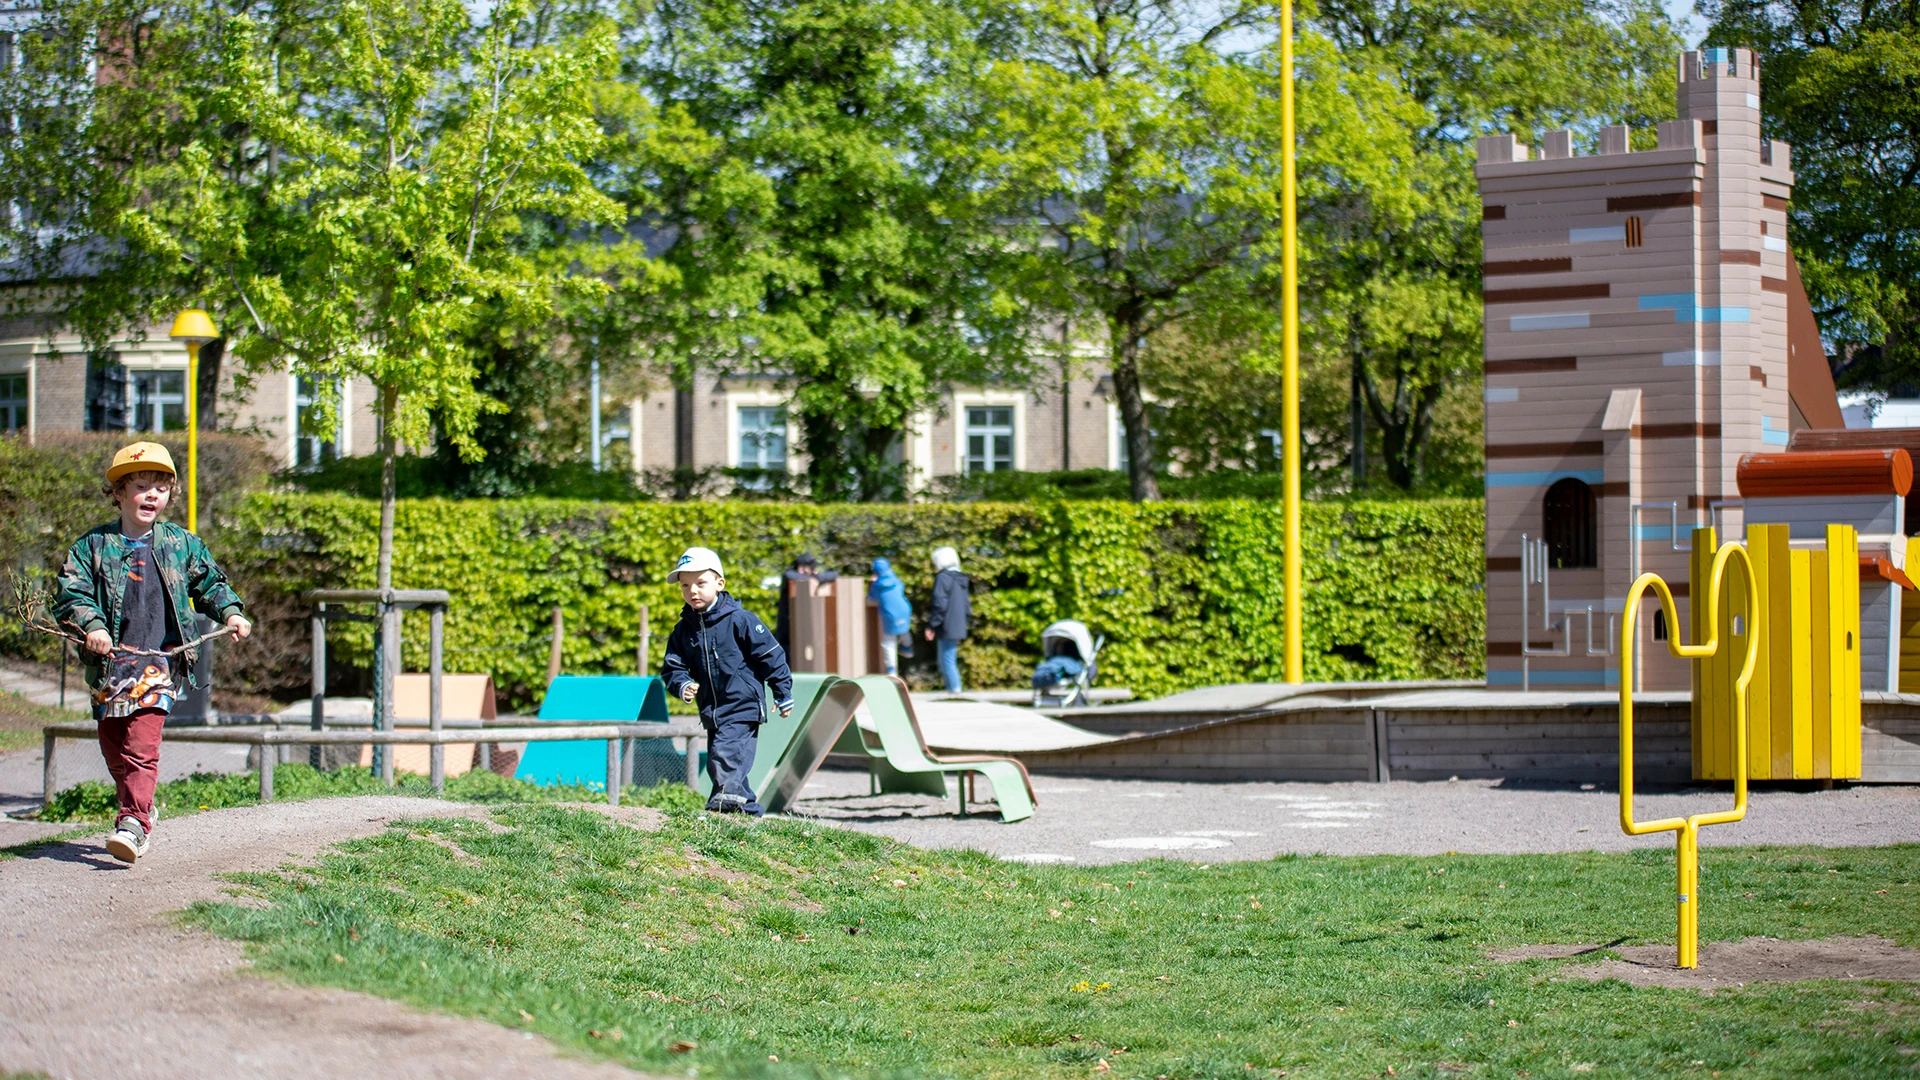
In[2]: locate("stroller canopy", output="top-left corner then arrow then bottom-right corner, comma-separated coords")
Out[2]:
1040,620 -> 1097,663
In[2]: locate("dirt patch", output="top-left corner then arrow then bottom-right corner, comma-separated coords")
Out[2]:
551,802 -> 666,833
0,795 -> 663,1079
1495,936 -> 1920,990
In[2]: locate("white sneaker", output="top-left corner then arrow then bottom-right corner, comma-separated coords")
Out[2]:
106,816 -> 150,864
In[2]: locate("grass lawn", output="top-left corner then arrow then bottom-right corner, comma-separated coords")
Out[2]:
188,804 -> 1920,1079
0,688 -> 80,753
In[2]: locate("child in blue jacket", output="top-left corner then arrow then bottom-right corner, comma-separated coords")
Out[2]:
868,557 -> 914,675
661,546 -> 794,815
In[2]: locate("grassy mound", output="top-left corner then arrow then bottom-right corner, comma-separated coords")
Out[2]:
187,805 -> 1920,1078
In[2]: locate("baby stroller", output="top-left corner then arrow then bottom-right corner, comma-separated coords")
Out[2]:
1031,619 -> 1103,707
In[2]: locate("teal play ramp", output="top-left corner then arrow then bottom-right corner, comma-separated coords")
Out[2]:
516,675 -> 673,788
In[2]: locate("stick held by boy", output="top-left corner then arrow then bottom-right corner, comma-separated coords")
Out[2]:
660,547 -> 793,815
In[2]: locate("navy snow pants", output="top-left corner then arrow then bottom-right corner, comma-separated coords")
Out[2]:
705,716 -> 763,815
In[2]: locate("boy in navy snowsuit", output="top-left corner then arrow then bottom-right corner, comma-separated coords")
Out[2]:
661,546 -> 794,815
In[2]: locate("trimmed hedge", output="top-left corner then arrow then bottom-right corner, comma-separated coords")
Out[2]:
219,496 -> 1485,707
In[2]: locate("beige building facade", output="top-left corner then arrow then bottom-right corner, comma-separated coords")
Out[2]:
0,315 -> 379,468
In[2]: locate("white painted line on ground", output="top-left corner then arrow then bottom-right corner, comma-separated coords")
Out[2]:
1090,836 -> 1233,850
1294,810 -> 1377,820
1281,821 -> 1356,829
1176,830 -> 1265,837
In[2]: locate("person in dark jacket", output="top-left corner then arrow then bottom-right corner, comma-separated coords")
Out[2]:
661,546 -> 794,815
773,552 -> 837,659
924,545 -> 970,692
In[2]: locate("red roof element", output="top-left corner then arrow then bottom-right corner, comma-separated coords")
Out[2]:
1737,448 -> 1913,498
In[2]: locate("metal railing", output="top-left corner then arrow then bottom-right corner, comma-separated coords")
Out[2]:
41,719 -> 705,808
1520,534 -> 1613,691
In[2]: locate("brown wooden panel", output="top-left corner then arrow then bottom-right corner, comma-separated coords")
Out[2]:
1607,191 -> 1698,211
1596,482 -> 1631,497
1635,422 -> 1721,439
1485,356 -> 1578,375
1751,366 -> 1766,386
1720,249 -> 1761,265
1486,440 -> 1604,459
1764,194 -> 1789,211
1486,557 -> 1522,573
1702,120 -> 1718,136
1483,258 -> 1572,276
1486,641 -> 1522,657
1486,283 -> 1610,304
1763,276 -> 1788,293
1738,448 -> 1914,498
1483,204 -> 1506,220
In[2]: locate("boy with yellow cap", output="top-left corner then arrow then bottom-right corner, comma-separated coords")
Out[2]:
51,441 -> 250,864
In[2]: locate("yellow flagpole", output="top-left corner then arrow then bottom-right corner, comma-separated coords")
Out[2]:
1281,1 -> 1302,683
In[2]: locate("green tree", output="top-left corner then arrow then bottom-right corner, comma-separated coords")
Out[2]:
1306,0 -> 1681,489
215,0 -> 619,585
1704,0 -> 1920,387
632,0 -> 1019,501
969,0 -> 1304,501
0,0 -> 273,412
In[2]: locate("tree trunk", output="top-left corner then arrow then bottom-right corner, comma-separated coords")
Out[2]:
1355,356 -> 1443,491
1349,351 -> 1366,487
376,383 -> 398,591
1110,323 -> 1160,501
196,338 -> 224,431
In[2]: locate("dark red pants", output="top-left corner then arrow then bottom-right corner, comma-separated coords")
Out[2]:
96,708 -> 166,832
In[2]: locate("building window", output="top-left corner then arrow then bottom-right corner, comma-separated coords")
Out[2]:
130,370 -> 186,433
737,405 -> 787,489
293,376 -> 342,468
1625,216 -> 1644,248
1543,477 -> 1597,569
86,356 -> 129,432
965,405 -> 1015,473
0,374 -> 25,432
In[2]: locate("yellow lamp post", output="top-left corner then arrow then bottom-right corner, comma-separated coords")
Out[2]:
1280,3 -> 1302,683
168,309 -> 218,532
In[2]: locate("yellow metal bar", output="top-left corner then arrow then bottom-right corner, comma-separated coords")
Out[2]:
185,342 -> 199,533
1279,0 -> 1301,684
1620,539 -> 1756,968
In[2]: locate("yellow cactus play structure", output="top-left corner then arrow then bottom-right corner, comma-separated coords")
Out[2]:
1620,538 -> 1759,969
1690,524 -> 1862,781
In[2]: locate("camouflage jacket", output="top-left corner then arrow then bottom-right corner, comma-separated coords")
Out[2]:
52,521 -> 247,692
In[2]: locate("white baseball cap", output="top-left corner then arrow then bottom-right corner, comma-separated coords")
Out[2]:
668,546 -> 725,583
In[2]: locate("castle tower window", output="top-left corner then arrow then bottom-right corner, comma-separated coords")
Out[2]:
1543,477 -> 1597,569
1626,216 -> 1644,247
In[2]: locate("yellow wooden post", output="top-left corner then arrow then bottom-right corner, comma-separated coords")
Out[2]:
1831,524 -> 1863,777
1746,523 -> 1781,779
1689,528 -> 1713,777
1786,549 -> 1812,777
1810,548 -> 1831,779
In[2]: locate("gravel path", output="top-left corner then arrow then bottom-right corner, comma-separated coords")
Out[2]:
0,795 -> 663,1080
787,768 -> 1920,864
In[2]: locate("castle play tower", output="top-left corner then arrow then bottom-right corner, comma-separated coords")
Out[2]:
1478,48 -> 1842,691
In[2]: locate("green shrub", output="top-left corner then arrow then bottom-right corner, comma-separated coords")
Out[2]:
216,495 -> 1484,706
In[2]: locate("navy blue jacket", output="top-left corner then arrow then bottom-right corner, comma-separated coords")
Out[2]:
928,568 -> 971,641
662,592 -> 794,728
